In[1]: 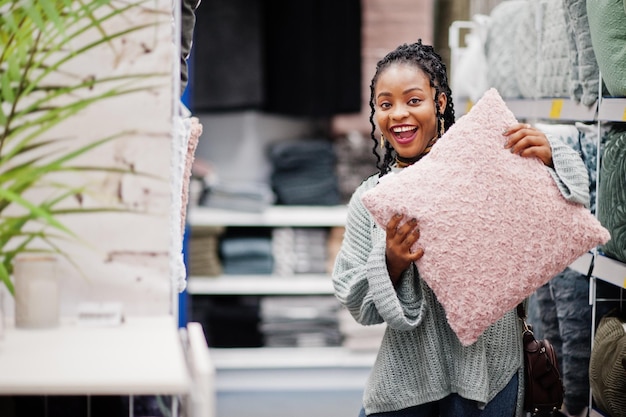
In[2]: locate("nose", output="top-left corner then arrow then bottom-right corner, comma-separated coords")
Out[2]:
389,104 -> 409,120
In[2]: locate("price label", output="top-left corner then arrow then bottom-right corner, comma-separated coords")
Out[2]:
549,99 -> 564,119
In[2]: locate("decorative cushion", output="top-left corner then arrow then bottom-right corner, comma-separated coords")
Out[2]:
573,122 -> 610,215
597,126 -> 626,262
360,88 -> 610,346
485,0 -> 526,99
589,313 -> 626,417
514,3 -> 539,99
537,0 -> 571,99
587,0 -> 626,97
563,0 -> 600,105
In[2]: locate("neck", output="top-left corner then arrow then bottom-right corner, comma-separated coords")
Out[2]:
395,136 -> 439,167
396,153 -> 425,167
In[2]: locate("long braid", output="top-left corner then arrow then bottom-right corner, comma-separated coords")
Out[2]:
369,40 -> 456,176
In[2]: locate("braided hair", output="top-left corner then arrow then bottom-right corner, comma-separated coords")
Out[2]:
369,40 -> 456,176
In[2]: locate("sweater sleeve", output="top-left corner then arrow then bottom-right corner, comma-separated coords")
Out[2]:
332,176 -> 426,330
546,134 -> 591,208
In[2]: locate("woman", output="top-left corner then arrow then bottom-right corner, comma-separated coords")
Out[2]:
332,40 -> 590,417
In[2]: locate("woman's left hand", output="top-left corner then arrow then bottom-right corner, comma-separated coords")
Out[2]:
503,123 -> 553,167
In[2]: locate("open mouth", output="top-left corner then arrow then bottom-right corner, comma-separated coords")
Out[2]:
392,126 -> 417,143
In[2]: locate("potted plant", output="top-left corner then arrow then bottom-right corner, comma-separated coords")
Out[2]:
0,0 -> 170,295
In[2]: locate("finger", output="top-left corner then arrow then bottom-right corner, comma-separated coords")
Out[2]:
519,146 -> 551,165
409,247 -> 424,262
508,133 -> 546,155
386,213 -> 403,236
402,225 -> 421,247
396,218 -> 418,240
503,123 -> 533,149
502,123 -> 530,136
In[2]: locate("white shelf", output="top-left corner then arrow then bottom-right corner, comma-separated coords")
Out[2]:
188,205 -> 348,227
456,98 -> 598,121
506,98 -> 598,121
569,252 -> 594,276
0,316 -> 190,395
209,346 -> 376,370
598,97 -> 626,122
187,275 -> 334,295
592,254 -> 626,289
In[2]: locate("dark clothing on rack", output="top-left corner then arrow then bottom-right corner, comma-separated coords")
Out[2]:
262,0 -> 362,117
180,0 -> 200,96
192,0 -> 362,116
192,0 -> 265,110
269,139 -> 341,206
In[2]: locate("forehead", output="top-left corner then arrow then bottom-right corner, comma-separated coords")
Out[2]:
375,63 -> 431,92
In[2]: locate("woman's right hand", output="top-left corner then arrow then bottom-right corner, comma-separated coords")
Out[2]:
385,213 -> 424,286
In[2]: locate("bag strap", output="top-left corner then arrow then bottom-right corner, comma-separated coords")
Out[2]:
517,303 -> 532,333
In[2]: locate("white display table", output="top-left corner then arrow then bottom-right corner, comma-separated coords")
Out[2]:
0,316 -> 190,395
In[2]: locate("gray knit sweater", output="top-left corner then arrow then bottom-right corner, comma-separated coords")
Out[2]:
332,136 -> 590,416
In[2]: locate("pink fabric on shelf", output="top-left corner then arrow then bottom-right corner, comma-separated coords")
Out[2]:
181,117 -> 202,234
361,88 -> 610,346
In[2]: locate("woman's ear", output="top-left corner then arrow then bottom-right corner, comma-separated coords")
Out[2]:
438,93 -> 448,115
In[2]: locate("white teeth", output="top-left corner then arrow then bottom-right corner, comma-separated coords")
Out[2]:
392,126 -> 415,133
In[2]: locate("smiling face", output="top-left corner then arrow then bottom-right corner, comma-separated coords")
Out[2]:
374,63 -> 447,159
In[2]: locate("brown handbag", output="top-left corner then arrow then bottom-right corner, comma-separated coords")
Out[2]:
517,303 -> 565,416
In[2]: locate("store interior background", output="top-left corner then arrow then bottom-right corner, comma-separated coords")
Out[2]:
1,0 -> 622,416
183,1 -> 507,416
189,0 -> 497,188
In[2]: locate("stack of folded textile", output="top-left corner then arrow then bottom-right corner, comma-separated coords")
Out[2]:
220,236 -> 274,275
201,180 -> 275,213
269,138 -> 341,206
188,226 -> 225,277
272,227 -> 329,276
260,296 -> 343,347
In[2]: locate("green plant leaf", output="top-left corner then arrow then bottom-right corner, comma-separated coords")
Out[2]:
1,67 -> 15,103
0,187 -> 73,236
0,0 -> 170,297
0,262 -> 14,295
39,0 -> 65,37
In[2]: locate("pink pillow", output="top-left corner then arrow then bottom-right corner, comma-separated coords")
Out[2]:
361,88 -> 610,346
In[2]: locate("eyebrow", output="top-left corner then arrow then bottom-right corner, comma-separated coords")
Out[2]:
377,87 -> 426,100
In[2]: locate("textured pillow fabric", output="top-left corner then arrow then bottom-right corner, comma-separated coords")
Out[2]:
597,126 -> 626,263
360,88 -> 610,346
514,3 -> 539,99
563,0 -> 600,106
537,0 -> 572,99
587,0 -> 626,97
589,314 -> 626,417
485,0 -> 526,99
574,122 -> 610,215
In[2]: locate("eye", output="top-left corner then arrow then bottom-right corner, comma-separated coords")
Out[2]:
409,97 -> 422,105
379,101 -> 391,110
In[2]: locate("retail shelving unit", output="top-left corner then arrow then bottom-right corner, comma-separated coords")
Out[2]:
504,90 -> 626,417
451,22 -> 626,417
186,204 -> 375,417
186,205 -> 346,296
